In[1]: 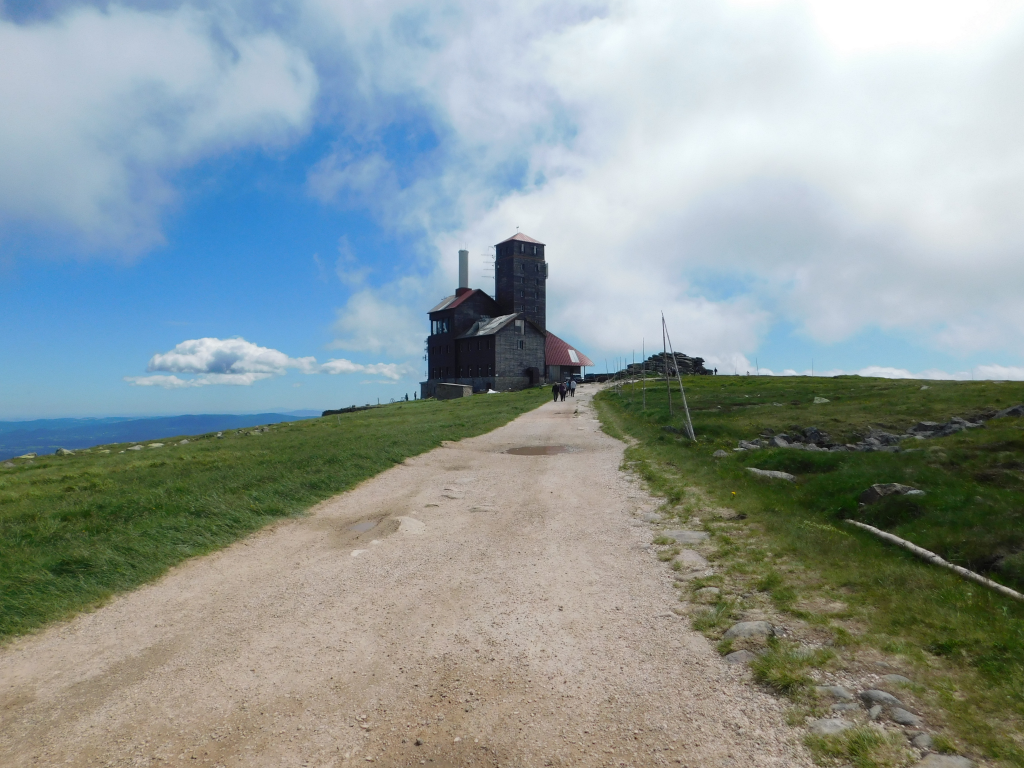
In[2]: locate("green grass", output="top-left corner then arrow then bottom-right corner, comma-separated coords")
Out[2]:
596,375 -> 1024,766
0,389 -> 547,641
805,726 -> 913,768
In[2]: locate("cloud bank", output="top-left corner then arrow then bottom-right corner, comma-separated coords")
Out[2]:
0,4 -> 317,252
124,337 -> 408,388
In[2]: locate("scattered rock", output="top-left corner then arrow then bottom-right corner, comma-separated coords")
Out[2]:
738,440 -> 762,450
911,733 -> 934,750
148,443 -> 164,449
746,467 -> 795,481
808,718 -> 853,736
55,448 -> 74,456
881,674 -> 913,685
676,550 -> 709,569
665,530 -> 709,544
695,586 -> 720,599
868,705 -> 883,720
816,685 -> 855,701
993,404 -> 1024,419
215,432 -> 224,438
767,436 -> 790,448
859,483 -> 924,505
831,703 -> 861,712
920,385 -> 930,390
916,756 -> 972,768
860,689 -> 904,707
2,461 -> 14,468
128,445 -> 144,451
179,439 -> 190,445
713,449 -> 729,458
813,397 -> 830,404
641,513 -> 661,523
724,650 -> 758,665
723,621 -> 775,640
16,453 -> 37,459
891,708 -> 923,727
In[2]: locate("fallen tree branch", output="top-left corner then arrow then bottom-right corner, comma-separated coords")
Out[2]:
844,519 -> 1024,603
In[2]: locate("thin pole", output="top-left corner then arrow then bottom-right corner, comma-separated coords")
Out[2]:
663,317 -> 696,441
662,314 -> 672,416
642,338 -> 646,410
631,350 -> 635,402
756,357 -> 759,376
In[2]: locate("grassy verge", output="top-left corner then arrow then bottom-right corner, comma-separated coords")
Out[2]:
0,389 -> 547,641
596,375 -> 1024,767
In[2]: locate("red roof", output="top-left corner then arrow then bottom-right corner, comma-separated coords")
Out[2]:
427,288 -> 493,314
545,332 -> 594,367
496,232 -> 545,246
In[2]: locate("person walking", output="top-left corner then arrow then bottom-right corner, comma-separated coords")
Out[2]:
559,381 -> 567,402
569,378 -> 576,397
551,381 -> 560,402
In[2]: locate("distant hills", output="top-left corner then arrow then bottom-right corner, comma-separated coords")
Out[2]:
0,412 -> 321,460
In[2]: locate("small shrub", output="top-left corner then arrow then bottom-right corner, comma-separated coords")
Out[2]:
691,600 -> 735,633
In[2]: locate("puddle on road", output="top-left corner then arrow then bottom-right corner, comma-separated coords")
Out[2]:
505,445 -> 576,456
348,520 -> 378,533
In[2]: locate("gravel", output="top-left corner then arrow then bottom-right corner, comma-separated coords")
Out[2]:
0,387 -> 813,768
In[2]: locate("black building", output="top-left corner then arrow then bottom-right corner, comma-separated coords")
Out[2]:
420,233 -> 591,397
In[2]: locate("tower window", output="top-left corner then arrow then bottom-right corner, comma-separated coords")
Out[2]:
518,340 -> 524,350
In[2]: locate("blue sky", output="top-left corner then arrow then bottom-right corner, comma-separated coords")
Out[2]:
3,0 -> 1024,419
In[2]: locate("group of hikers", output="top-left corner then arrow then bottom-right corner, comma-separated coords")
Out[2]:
551,377 -> 577,402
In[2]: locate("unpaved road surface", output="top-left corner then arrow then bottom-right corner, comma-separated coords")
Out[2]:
0,388 -> 811,767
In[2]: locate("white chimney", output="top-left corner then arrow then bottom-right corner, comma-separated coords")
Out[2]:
458,249 -> 469,289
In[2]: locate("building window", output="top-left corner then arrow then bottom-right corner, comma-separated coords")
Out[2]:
515,319 -> 525,334
431,318 -> 450,335
518,340 -> 524,349
520,290 -> 525,298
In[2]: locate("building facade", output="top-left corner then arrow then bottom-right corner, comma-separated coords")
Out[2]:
420,233 -> 592,398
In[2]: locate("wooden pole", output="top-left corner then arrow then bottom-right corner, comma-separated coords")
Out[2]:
663,317 -> 696,441
642,338 -> 646,410
662,314 -> 672,415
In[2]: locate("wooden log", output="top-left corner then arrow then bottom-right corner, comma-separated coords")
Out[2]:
844,519 -> 1024,603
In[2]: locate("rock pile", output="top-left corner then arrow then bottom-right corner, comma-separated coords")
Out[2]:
732,404 -> 1024,454
627,352 -> 710,376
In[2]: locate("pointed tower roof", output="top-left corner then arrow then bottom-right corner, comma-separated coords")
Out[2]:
496,232 -> 545,246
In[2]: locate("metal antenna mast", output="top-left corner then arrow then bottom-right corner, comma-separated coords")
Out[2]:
662,313 -> 696,441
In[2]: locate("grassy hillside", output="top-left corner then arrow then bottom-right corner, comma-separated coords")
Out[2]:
0,390 -> 547,641
597,375 -> 1024,766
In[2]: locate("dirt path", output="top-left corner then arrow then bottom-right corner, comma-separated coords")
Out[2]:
0,388 -> 811,768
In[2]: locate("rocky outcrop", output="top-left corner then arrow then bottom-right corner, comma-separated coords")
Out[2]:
627,352 -> 710,376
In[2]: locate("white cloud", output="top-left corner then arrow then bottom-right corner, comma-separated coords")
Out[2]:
329,278 -> 433,358
300,0 -> 1024,365
124,336 -> 409,388
745,364 -> 1024,380
0,5 -> 317,251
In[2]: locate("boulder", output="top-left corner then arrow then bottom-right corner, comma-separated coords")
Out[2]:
723,621 -> 775,640
804,427 -> 831,445
868,705 -> 883,720
808,719 -> 854,736
695,587 -> 720,600
993,404 -> 1024,419
746,467 -> 795,481
724,650 -> 758,665
2,461 -> 14,468
816,685 -> 855,701
676,550 -> 709,569
666,530 -> 709,544
179,439 -> 190,445
813,397 -> 830,404
910,421 -> 942,434
916,756 -> 972,768
881,674 -> 913,685
910,733 -> 933,750
713,449 -> 729,458
891,708 -> 923,727
767,436 -> 790,448
859,483 -> 924,505
16,453 -> 37,459
128,445 -> 144,451
147,443 -> 164,449
860,689 -> 904,707
55,448 -> 74,456
738,440 -> 762,450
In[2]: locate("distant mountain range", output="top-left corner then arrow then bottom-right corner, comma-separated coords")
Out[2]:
0,411 -> 321,460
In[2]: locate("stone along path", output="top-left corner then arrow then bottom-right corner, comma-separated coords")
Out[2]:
0,387 -> 811,767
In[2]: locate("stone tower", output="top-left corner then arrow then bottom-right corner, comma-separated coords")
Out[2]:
494,232 -> 547,332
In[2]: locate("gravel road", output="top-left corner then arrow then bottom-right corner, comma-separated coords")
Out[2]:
0,387 -> 812,767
